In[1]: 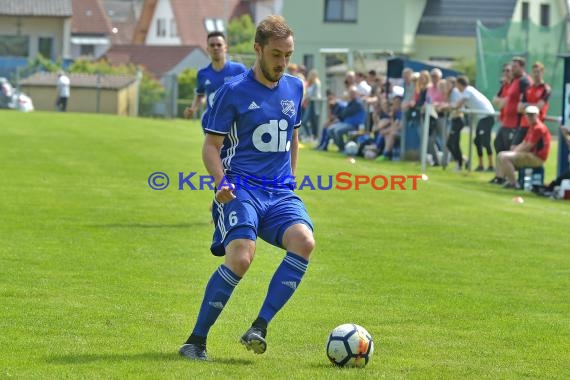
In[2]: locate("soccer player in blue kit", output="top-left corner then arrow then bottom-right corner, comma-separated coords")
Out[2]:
179,15 -> 315,361
184,31 -> 247,123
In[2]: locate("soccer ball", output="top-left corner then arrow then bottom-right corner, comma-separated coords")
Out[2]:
344,141 -> 359,156
326,323 -> 374,367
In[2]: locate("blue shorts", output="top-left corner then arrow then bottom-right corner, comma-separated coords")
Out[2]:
210,186 -> 314,256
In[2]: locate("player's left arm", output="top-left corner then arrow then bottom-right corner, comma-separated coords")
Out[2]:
290,128 -> 299,177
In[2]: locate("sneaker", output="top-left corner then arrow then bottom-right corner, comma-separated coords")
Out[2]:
486,166 -> 495,172
240,327 -> 267,354
489,177 -> 505,185
502,181 -> 521,190
179,343 -> 208,361
474,166 -> 485,172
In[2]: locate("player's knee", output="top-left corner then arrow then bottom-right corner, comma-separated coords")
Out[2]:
497,151 -> 508,162
302,234 -> 316,257
225,239 -> 255,276
288,232 -> 315,260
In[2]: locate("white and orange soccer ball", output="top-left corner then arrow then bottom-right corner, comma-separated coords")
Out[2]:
326,323 -> 374,368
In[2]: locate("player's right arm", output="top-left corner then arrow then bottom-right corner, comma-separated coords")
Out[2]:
185,94 -> 205,119
203,133 -> 235,203
185,70 -> 206,119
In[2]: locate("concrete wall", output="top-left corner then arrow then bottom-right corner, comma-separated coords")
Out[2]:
413,35 -> 476,61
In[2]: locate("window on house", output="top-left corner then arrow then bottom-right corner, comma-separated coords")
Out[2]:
540,4 -> 550,27
170,18 -> 178,37
521,2 -> 529,21
324,0 -> 357,23
204,18 -> 225,33
156,18 -> 167,37
80,44 -> 95,56
0,35 -> 29,56
38,37 -> 53,59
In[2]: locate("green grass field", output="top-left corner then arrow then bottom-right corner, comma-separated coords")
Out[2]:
1,110 -> 569,379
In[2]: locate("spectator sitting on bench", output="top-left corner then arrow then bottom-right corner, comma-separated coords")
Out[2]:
368,97 -> 392,151
376,96 -> 403,161
315,90 -> 346,151
327,85 -> 366,152
492,105 -> 551,189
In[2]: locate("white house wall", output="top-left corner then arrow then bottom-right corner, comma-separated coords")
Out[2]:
146,0 -> 181,45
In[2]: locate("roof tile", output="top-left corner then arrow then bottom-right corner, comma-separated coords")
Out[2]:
0,0 -> 73,16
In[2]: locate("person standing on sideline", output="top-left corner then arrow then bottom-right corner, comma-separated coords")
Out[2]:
184,31 -> 247,126
490,57 -> 531,183
454,76 -> 496,171
56,71 -> 70,112
179,15 -> 315,361
514,61 -> 551,144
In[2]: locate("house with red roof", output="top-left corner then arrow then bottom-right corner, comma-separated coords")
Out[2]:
70,0 -> 113,59
102,44 -> 208,84
132,0 -> 250,51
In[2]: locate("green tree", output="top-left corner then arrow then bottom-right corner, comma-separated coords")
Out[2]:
27,54 -> 61,73
138,71 -> 165,117
227,14 -> 255,55
177,68 -> 198,100
452,58 -> 477,84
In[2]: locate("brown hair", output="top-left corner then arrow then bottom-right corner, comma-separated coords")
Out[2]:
457,75 -> 469,87
512,56 -> 526,67
254,15 -> 293,47
532,61 -> 544,71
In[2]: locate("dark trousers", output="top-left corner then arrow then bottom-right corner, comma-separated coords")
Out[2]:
494,126 -> 516,154
56,96 -> 68,112
511,126 -> 529,147
474,116 -> 494,157
446,117 -> 464,166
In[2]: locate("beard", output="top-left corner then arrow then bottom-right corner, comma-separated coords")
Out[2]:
259,55 -> 284,83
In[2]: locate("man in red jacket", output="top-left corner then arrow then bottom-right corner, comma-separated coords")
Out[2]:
513,61 -> 551,146
493,105 -> 551,189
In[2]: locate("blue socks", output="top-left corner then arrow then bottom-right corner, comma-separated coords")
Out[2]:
192,265 -> 241,338
258,252 -> 309,324
189,253 -> 308,341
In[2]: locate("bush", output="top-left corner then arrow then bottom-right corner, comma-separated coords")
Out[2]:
178,68 -> 198,101
452,58 -> 476,84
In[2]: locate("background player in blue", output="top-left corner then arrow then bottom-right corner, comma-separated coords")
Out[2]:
179,15 -> 315,361
183,31 -> 247,124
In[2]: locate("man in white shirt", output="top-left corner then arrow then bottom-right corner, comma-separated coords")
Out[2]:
455,76 -> 496,171
56,71 -> 70,112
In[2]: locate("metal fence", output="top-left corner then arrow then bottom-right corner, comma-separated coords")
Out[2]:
419,104 -> 562,174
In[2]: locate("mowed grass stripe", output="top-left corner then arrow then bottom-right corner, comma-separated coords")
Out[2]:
0,110 -> 568,379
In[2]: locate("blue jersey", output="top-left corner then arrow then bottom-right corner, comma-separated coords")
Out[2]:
205,69 -> 303,187
196,61 -> 248,111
